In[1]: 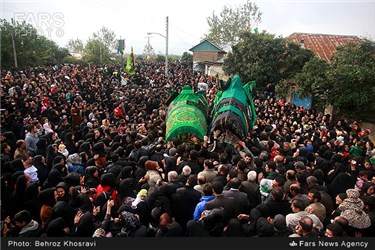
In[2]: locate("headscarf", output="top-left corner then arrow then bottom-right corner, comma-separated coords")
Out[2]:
75,211 -> 95,237
33,155 -> 49,184
339,189 -> 371,229
79,142 -> 93,159
46,217 -> 66,237
67,153 -> 81,165
55,182 -> 71,203
84,166 -> 99,188
117,178 -> 136,199
52,201 -> 75,228
38,188 -> 56,207
74,193 -> 93,212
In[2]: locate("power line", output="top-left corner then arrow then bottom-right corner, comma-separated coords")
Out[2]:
170,22 -> 202,41
169,25 -> 192,49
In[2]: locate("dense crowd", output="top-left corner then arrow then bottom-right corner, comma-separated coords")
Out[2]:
1,61 -> 375,238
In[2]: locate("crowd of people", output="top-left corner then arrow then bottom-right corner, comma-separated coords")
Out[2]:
1,61 -> 375,238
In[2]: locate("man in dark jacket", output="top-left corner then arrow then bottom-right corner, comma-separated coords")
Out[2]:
256,187 -> 292,218
205,181 -> 236,226
223,177 -> 250,216
164,148 -> 178,180
129,140 -> 147,163
172,175 -> 202,231
14,210 -> 41,237
240,170 -> 261,209
176,150 -> 202,175
212,164 -> 229,187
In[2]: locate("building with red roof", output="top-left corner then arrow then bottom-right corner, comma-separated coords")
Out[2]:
288,32 -> 364,62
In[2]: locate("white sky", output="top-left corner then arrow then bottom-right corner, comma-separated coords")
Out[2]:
1,0 -> 374,55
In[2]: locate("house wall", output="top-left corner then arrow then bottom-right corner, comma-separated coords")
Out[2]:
193,51 -> 218,62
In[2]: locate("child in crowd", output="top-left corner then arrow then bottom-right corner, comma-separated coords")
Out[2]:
23,157 -> 39,183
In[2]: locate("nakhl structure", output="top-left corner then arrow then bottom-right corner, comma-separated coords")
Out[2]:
210,74 -> 257,144
165,75 -> 257,146
165,85 -> 208,142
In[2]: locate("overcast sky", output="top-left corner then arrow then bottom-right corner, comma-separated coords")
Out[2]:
1,0 -> 374,55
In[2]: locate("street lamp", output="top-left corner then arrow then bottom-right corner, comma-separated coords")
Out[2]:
147,16 -> 169,76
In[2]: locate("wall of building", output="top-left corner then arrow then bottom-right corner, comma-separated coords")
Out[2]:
193,51 -> 218,62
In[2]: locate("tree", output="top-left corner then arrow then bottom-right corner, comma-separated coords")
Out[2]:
223,31 -> 314,90
281,42 -> 315,80
223,32 -> 285,88
93,26 -> 116,52
1,18 -> 69,68
67,38 -> 84,53
293,57 -> 330,106
278,40 -> 375,120
155,54 -> 165,64
327,41 -> 375,119
205,0 -> 262,48
275,43 -> 315,98
82,38 -> 111,64
89,27 -> 117,64
180,52 -> 193,67
54,47 -> 70,64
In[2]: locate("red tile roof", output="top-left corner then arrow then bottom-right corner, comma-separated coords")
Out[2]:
289,33 -> 364,62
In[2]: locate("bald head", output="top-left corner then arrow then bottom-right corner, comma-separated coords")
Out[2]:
286,169 -> 296,180
290,184 -> 302,196
274,155 -> 284,166
299,216 -> 313,233
197,173 -> 206,185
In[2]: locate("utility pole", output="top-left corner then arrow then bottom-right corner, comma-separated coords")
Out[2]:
165,16 -> 169,76
147,16 -> 169,76
11,29 -> 18,68
100,44 -> 103,64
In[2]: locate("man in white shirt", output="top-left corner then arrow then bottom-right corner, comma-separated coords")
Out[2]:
286,198 -> 323,232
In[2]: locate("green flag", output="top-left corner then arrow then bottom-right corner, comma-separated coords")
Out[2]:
125,47 -> 135,75
254,27 -> 259,33
117,39 -> 125,54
